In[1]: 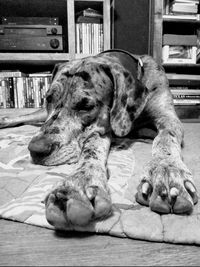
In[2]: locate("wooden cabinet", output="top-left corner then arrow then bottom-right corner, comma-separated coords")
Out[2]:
0,0 -> 111,69
153,0 -> 200,121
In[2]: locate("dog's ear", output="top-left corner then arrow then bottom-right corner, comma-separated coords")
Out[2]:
109,64 -> 148,137
51,63 -> 63,81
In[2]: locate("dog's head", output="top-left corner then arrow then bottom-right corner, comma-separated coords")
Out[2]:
28,55 -> 147,165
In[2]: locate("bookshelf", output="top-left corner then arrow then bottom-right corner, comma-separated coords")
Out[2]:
153,0 -> 200,121
0,0 -> 111,67
0,0 -> 111,109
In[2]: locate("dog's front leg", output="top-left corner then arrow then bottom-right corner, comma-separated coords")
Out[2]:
136,106 -> 198,214
0,108 -> 47,128
45,133 -> 112,229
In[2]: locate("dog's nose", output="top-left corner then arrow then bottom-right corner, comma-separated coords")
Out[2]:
28,136 -> 53,155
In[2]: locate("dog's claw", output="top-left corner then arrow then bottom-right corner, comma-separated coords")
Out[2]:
185,181 -> 198,204
185,181 -> 196,193
170,187 -> 179,198
135,181 -> 152,206
160,186 -> 168,199
85,186 -> 98,200
142,182 -> 150,196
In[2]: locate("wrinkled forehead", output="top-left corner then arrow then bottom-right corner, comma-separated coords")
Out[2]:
47,56 -> 113,104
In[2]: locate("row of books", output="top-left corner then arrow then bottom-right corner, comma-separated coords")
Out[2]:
167,73 -> 200,105
171,88 -> 200,105
75,22 -> 103,54
0,71 -> 51,109
75,8 -> 104,54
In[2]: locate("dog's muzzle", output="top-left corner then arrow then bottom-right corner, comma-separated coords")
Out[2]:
28,134 -> 81,166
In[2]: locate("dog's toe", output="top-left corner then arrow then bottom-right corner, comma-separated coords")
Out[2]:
45,193 -> 68,229
149,196 -> 171,214
67,198 -> 94,225
86,186 -> 112,219
172,195 -> 193,214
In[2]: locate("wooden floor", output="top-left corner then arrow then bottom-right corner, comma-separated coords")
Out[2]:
0,219 -> 200,266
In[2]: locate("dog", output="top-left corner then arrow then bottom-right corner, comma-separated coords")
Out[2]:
0,49 -> 198,229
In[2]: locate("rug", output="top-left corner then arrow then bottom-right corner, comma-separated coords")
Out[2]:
0,123 -> 200,244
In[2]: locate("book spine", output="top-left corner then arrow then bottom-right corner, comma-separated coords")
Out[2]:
1,79 -> 7,108
33,77 -> 40,108
76,23 -> 80,53
8,77 -> 15,108
0,79 -> 3,108
173,98 -> 200,104
16,77 -> 25,108
13,77 -> 18,108
173,95 -> 200,99
0,71 -> 26,78
171,89 -> 200,95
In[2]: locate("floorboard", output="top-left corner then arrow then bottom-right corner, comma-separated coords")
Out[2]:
0,220 -> 200,266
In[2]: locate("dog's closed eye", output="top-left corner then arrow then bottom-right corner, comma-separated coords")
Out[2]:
75,97 -> 96,112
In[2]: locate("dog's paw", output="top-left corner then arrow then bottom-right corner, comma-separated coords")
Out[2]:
135,159 -> 198,214
44,180 -> 112,229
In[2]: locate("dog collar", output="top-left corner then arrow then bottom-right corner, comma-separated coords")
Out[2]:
99,49 -> 144,81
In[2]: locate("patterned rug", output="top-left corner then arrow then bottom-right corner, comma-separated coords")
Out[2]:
0,123 -> 200,244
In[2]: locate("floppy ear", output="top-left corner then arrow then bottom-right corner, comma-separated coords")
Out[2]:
109,64 -> 148,137
51,62 -> 66,81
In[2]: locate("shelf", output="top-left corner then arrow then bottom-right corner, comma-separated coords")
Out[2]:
163,15 -> 200,23
163,63 -> 200,70
0,52 -> 96,65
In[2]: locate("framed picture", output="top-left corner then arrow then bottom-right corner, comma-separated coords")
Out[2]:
162,45 -> 197,64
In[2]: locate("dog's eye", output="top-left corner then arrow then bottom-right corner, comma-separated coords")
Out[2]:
75,98 -> 95,111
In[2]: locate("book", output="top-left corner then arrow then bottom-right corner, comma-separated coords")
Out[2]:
0,70 -> 27,78
167,73 -> 200,80
162,45 -> 197,64
0,79 -> 7,108
76,15 -> 102,24
168,74 -> 200,86
163,14 -> 198,20
28,72 -> 52,77
8,77 -> 15,108
170,0 -> 199,14
171,89 -> 200,95
172,0 -> 199,3
75,8 -> 103,19
170,87 -> 200,95
173,94 -> 200,99
197,28 -> 200,63
163,34 -> 197,46
173,98 -> 200,104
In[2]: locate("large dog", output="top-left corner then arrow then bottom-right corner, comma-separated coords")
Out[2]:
0,50 -> 198,229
